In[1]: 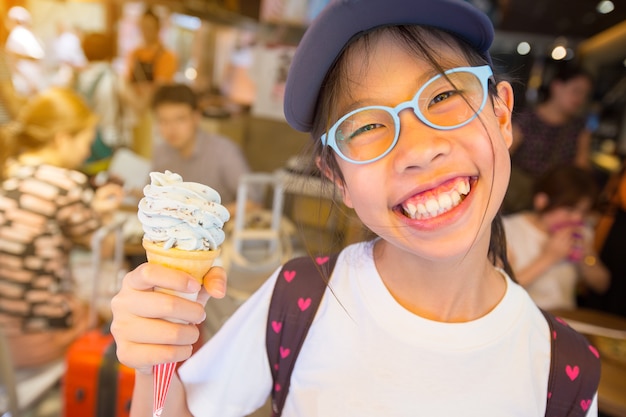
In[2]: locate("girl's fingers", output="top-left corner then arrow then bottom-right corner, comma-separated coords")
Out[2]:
116,339 -> 195,373
125,263 -> 202,294
111,263 -> 210,370
203,266 -> 227,299
111,315 -> 200,347
112,289 -> 206,324
111,305 -> 201,370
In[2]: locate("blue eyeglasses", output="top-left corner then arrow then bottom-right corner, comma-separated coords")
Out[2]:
320,65 -> 494,164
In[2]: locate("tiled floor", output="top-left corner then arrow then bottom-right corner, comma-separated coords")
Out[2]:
24,384 -> 271,417
24,385 -> 61,417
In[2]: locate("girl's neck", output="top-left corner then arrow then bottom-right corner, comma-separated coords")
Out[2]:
373,240 -> 506,323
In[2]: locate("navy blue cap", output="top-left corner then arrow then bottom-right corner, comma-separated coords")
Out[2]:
283,0 -> 494,133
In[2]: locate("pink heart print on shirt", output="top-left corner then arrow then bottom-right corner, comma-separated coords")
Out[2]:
283,270 -> 296,282
566,365 -> 580,381
316,256 -> 329,265
272,321 -> 282,334
588,345 -> 599,358
298,297 -> 312,311
580,399 -> 592,411
279,346 -> 290,359
555,316 -> 569,326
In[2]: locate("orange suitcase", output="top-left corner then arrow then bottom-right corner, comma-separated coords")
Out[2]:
62,328 -> 135,417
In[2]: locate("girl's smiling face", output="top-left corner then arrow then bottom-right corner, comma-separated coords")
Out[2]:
330,31 -> 514,261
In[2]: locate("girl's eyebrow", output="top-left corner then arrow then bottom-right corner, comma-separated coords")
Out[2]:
338,67 -> 443,114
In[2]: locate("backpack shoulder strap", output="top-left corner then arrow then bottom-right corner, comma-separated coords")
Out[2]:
266,254 -> 338,417
541,310 -> 601,417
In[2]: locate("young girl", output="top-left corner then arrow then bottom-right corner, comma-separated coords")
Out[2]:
111,0 -> 600,415
503,165 -> 610,311
0,87 -> 123,368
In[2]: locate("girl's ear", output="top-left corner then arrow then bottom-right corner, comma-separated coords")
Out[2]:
494,81 -> 514,149
533,192 -> 549,212
315,156 -> 354,208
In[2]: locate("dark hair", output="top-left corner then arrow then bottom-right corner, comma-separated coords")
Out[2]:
533,165 -> 599,214
539,64 -> 594,103
552,65 -> 594,84
151,84 -> 198,111
308,24 -> 514,278
82,33 -> 114,62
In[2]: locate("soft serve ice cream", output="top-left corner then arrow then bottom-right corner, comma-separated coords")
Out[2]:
137,171 -> 231,417
137,170 -> 230,301
138,170 -> 230,251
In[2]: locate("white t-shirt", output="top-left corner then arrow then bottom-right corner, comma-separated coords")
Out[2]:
179,241 -> 598,416
503,213 -> 581,310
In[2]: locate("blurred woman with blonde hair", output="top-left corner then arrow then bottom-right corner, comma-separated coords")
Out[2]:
0,87 -> 123,369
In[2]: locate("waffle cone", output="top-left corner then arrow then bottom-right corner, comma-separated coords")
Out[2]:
142,239 -> 220,284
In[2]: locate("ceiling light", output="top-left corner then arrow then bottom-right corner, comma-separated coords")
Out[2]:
517,41 -> 531,55
596,0 -> 615,14
184,67 -> 197,80
551,46 -> 567,60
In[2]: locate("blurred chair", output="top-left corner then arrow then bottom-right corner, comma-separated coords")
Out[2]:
205,172 -> 296,338
0,327 -> 19,417
222,172 -> 294,298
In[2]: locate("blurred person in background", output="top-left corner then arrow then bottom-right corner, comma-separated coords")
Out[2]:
75,32 -> 129,175
49,21 -> 87,87
503,66 -> 595,213
151,83 -> 258,215
0,87 -> 123,369
503,165 -> 609,311
0,14 -> 19,125
4,6 -> 46,97
123,7 -> 177,159
582,165 -> 626,317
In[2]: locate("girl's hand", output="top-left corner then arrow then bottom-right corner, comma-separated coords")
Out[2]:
544,226 -> 575,263
110,264 -> 227,374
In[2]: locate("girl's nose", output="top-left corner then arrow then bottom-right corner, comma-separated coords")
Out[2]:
391,110 -> 452,172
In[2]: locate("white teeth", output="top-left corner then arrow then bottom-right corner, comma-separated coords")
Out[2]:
451,190 -> 461,205
438,194 -> 452,210
406,203 -> 417,217
425,199 -> 439,214
401,179 -> 472,220
458,180 -> 470,195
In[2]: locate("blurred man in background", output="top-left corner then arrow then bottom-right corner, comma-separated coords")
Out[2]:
150,83 -> 259,215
